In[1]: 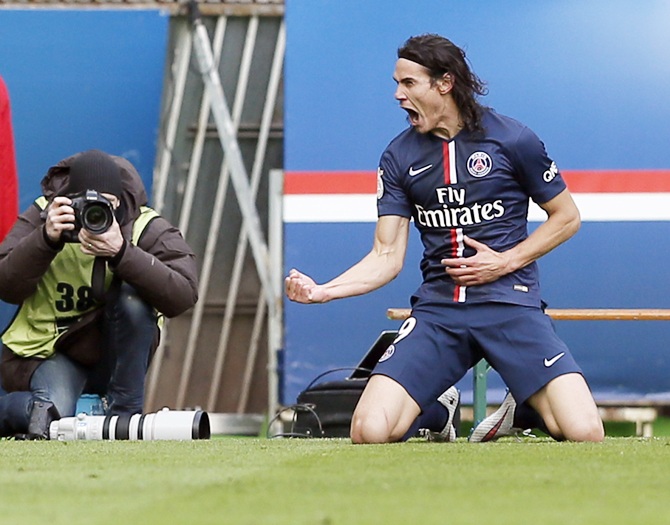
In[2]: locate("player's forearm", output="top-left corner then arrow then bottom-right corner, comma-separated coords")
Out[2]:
506,201 -> 581,273
320,250 -> 403,301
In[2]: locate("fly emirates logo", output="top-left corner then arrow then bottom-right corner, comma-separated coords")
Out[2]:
414,187 -> 504,228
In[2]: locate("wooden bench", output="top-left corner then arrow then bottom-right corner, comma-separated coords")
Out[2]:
387,307 -> 670,436
596,400 -> 663,438
458,402 -> 659,437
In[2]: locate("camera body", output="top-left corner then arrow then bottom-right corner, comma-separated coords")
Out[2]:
61,189 -> 115,242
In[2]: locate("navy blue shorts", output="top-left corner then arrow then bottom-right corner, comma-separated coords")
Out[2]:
373,302 -> 582,410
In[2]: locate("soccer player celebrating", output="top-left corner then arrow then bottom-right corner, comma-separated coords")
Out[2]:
285,34 -> 604,444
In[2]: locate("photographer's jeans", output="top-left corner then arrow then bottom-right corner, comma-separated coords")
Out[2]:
1,282 -> 159,434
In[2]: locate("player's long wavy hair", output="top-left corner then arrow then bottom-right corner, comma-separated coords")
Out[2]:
398,34 -> 488,133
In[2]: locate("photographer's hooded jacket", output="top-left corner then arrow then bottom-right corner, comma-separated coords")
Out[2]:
0,152 -> 199,391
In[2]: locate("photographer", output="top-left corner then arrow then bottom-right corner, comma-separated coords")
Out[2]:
0,149 -> 198,439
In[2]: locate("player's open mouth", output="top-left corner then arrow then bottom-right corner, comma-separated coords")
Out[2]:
403,108 -> 421,127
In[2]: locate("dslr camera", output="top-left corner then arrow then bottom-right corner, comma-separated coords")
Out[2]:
61,189 -> 115,242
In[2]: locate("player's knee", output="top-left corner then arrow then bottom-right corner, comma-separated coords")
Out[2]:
564,416 -> 605,442
350,410 -> 395,444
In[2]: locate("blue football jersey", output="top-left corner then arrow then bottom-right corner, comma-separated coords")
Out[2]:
377,108 -> 566,307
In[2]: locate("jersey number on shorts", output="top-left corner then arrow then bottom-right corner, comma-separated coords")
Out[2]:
393,316 -> 417,344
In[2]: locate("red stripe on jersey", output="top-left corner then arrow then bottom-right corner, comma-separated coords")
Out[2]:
443,142 -> 465,302
442,141 -> 451,184
450,228 -> 466,302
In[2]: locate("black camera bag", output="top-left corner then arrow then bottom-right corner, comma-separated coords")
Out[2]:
293,373 -> 369,438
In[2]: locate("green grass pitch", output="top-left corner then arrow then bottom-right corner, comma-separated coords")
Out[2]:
2,421 -> 670,525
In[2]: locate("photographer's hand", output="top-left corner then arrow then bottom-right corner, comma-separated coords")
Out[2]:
45,196 -> 76,243
79,218 -> 124,257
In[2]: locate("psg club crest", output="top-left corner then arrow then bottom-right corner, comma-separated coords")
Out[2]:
466,151 -> 492,178
378,344 -> 395,362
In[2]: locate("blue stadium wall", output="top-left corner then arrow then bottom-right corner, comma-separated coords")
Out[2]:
283,0 -> 670,405
2,3 -> 669,409
0,10 -> 168,335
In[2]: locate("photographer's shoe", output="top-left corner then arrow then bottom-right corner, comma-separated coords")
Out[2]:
469,391 -> 521,442
25,400 -> 60,440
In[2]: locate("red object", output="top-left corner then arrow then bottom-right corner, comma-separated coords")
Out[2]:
284,169 -> 670,195
0,75 -> 18,242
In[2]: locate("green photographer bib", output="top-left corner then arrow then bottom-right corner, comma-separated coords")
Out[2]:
2,197 -> 159,359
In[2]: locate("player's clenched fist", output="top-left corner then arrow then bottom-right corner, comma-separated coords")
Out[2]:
285,268 -> 327,304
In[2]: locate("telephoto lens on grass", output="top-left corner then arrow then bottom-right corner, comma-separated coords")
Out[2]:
49,408 -> 210,441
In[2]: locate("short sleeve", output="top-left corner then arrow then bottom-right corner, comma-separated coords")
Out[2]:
377,148 -> 413,218
509,126 -> 566,205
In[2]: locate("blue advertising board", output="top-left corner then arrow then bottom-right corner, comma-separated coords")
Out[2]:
283,0 -> 670,405
0,8 -> 168,331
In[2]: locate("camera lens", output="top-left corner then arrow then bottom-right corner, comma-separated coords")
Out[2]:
49,410 -> 211,441
82,203 -> 113,234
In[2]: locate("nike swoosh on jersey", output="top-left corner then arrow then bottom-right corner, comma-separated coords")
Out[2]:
408,164 -> 433,176
544,352 -> 566,367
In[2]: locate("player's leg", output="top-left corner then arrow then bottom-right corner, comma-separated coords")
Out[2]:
350,374 -> 421,443
351,375 -> 461,443
471,303 -> 603,442
527,372 -> 604,442
351,309 -> 469,444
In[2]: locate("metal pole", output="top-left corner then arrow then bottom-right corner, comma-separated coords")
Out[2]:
206,17 -> 284,411
203,14 -> 261,411
178,17 -> 228,237
174,15 -> 232,410
145,19 -> 192,410
154,20 -> 192,215
189,3 -> 274,308
472,360 -> 489,426
267,169 -> 284,428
